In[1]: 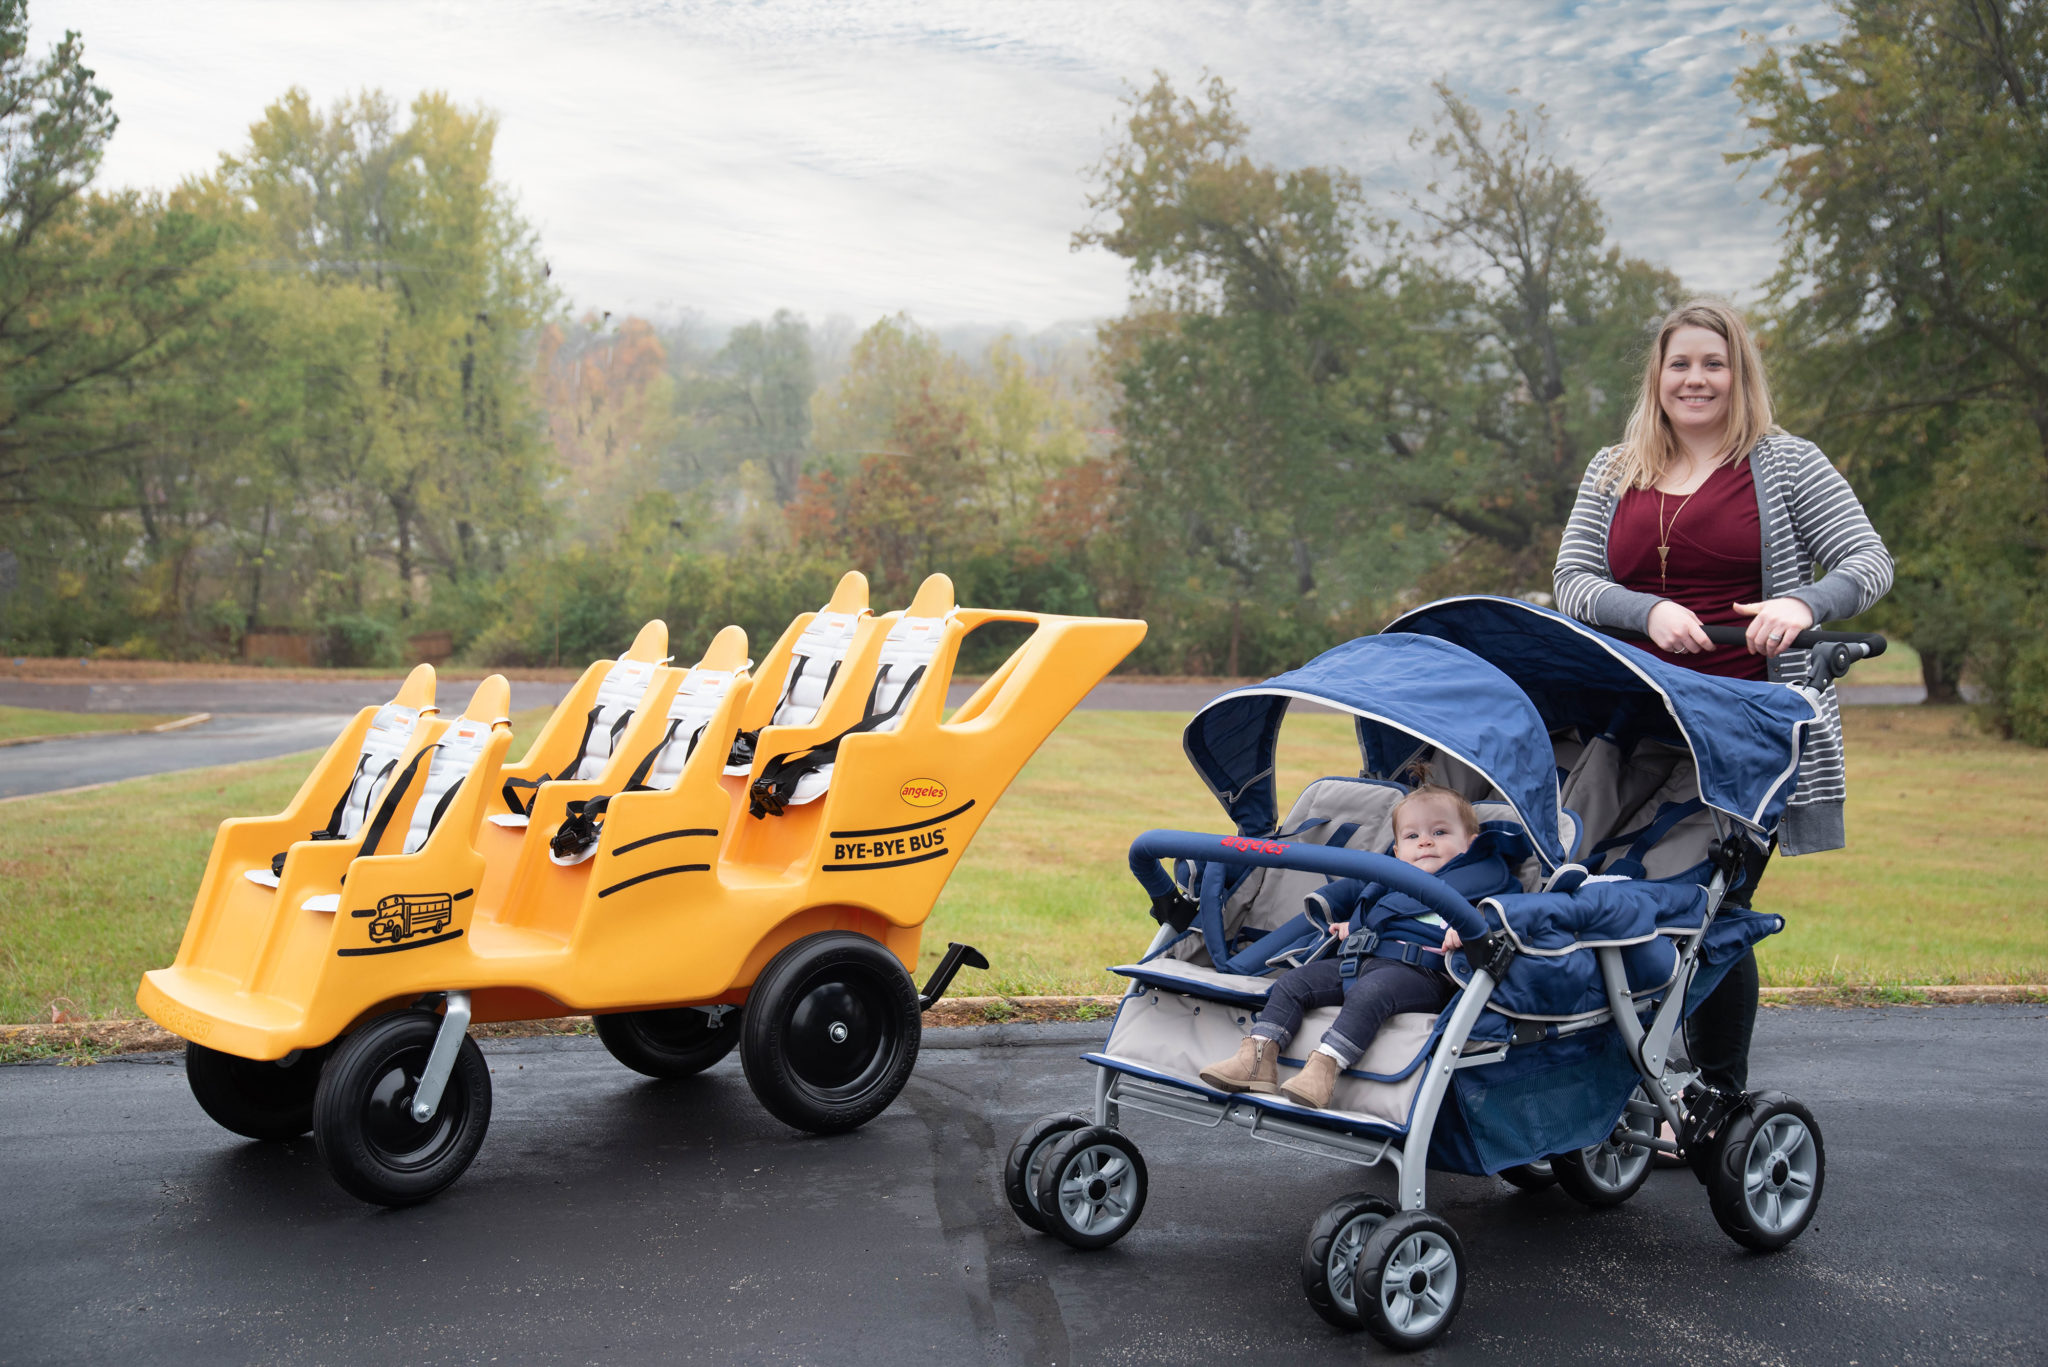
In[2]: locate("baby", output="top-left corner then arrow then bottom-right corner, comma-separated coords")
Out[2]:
1198,785 -> 1519,1110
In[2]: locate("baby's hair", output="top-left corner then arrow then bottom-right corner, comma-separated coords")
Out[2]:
1392,783 -> 1478,837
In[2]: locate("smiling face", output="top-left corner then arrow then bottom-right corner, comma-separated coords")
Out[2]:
1392,792 -> 1475,873
1658,324 -> 1733,447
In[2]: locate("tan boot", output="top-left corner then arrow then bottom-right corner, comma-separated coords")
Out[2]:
1280,1050 -> 1342,1109
1198,1036 -> 1279,1094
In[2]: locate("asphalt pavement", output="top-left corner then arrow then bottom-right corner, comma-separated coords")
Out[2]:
2,1004 -> 2040,1365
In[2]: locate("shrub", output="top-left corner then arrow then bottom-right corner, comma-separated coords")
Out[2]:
319,614 -> 401,668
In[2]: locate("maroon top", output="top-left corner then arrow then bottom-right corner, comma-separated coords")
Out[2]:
1608,458 -> 1766,679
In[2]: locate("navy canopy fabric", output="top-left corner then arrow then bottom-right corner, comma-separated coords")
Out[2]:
1385,596 -> 1821,831
1182,633 -> 1567,867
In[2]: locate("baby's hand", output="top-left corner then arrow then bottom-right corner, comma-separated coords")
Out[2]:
1332,921 -> 1349,940
1441,928 -> 1462,953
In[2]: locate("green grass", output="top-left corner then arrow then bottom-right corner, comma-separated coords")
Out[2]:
0,705 -> 185,743
1,705 -> 2042,1023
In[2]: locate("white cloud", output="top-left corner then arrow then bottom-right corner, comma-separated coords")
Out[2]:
40,0 -> 1836,328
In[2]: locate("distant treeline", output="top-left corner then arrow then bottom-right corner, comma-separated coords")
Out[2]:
2,0 -> 2044,740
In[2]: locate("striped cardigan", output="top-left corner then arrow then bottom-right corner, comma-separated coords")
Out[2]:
1554,433 -> 1895,855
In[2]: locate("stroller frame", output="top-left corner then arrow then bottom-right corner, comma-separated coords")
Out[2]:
1087,842 -> 1735,1211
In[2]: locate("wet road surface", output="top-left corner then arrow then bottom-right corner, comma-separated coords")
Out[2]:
2,1005 -> 2041,1365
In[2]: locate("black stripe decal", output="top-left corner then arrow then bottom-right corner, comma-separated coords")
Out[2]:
598,863 -> 711,898
337,929 -> 465,957
612,827 -> 718,857
829,800 -> 975,840
822,848 -> 951,873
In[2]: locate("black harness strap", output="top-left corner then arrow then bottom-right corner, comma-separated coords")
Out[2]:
748,664 -> 925,819
354,744 -> 440,860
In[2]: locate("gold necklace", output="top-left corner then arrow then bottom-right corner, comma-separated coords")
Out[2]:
1655,485 -> 1700,587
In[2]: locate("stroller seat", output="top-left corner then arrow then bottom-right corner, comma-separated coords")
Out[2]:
493,621 -> 668,828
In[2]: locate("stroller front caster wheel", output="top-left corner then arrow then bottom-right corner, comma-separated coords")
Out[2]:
596,1006 -> 742,1079
1033,1125 -> 1147,1250
1353,1209 -> 1465,1351
1708,1091 -> 1824,1251
312,1010 -> 492,1207
185,1041 -> 328,1141
741,932 -> 921,1134
1004,1112 -> 1090,1232
1300,1190 -> 1396,1328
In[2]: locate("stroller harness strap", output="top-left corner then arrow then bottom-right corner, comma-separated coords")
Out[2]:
748,664 -> 927,818
1585,798 -> 1706,879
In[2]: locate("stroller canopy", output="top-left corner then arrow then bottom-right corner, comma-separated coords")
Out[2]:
1183,633 -> 1568,867
1385,596 -> 1820,831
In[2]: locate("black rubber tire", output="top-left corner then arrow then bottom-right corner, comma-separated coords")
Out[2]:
1552,1094 -> 1657,1208
1354,1209 -> 1466,1352
595,1006 -> 742,1079
1707,1091 -> 1825,1252
185,1042 -> 328,1141
740,931 -> 922,1134
1033,1125 -> 1147,1251
1300,1190 -> 1397,1328
1499,1159 -> 1557,1192
313,1010 -> 492,1208
1004,1112 -> 1089,1232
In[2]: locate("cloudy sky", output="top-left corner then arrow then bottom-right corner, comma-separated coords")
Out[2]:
42,0 -> 1836,331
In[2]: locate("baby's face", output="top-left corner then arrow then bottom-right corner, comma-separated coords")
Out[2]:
1393,796 -> 1474,873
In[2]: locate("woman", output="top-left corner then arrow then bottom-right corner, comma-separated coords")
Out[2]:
1553,300 -> 1892,1094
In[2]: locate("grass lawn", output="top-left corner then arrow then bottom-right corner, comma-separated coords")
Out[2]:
1,705 -> 2041,1023
0,705 -> 185,743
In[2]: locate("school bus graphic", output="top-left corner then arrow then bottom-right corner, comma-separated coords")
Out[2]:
366,893 -> 455,945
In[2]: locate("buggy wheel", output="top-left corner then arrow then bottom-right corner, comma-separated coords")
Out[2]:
1708,1092 -> 1824,1251
1300,1191 -> 1396,1328
1499,1159 -> 1557,1192
1033,1125 -> 1147,1251
313,1010 -> 492,1208
741,932 -> 921,1135
1004,1112 -> 1089,1232
1553,1089 -> 1656,1207
1354,1209 -> 1465,1351
185,1042 -> 327,1141
596,1006 -> 741,1079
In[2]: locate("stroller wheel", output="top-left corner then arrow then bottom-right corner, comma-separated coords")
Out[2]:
1354,1209 -> 1465,1351
1004,1112 -> 1090,1232
185,1041 -> 329,1141
595,1006 -> 742,1079
1300,1191 -> 1396,1328
1708,1091 -> 1825,1251
1034,1125 -> 1147,1250
313,1010 -> 492,1207
1499,1160 -> 1557,1192
740,931 -> 922,1134
1552,1090 -> 1656,1207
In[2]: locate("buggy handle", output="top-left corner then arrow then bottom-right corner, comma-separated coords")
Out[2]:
1126,829 -> 1492,943
1602,624 -> 1886,687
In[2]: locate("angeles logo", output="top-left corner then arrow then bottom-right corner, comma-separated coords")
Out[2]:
899,778 -> 948,808
1221,836 -> 1286,855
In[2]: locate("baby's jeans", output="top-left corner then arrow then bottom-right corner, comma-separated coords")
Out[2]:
1249,957 -> 1451,1068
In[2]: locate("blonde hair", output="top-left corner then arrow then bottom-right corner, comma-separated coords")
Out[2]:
1392,784 -> 1477,839
1601,300 -> 1777,493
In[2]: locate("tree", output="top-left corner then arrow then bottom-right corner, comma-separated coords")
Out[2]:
1737,0 -> 2048,732
1398,86 -> 1683,589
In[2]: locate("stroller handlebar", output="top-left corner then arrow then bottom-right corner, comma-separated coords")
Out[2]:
1600,623 -> 1887,687
1694,624 -> 1888,656
1127,829 -> 1493,943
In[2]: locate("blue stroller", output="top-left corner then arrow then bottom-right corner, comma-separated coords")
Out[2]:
1001,596 -> 1886,1350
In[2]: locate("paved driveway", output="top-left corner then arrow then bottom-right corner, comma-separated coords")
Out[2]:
2,1005 -> 2040,1365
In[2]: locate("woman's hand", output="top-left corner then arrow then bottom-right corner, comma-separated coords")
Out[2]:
1647,600 -> 1714,655
1733,597 -> 1815,658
